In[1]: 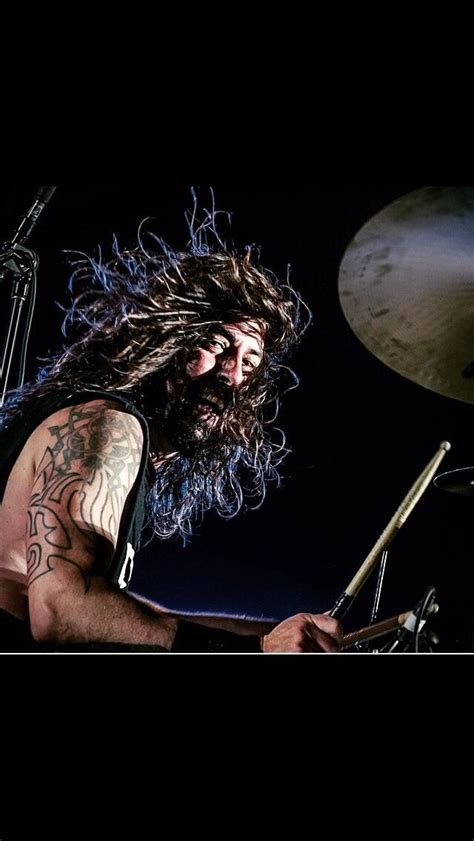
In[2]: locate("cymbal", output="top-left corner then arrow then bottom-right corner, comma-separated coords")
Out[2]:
434,467 -> 474,497
338,186 -> 474,404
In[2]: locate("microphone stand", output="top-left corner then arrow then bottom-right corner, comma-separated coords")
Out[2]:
0,187 -> 57,406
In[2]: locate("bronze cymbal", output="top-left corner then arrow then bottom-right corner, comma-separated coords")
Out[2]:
338,186 -> 474,404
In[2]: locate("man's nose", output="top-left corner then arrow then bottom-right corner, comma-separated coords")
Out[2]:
216,357 -> 244,388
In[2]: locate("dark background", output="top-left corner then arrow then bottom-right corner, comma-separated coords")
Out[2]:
1,185 -> 472,651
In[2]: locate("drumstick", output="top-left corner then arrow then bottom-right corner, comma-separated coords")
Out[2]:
341,611 -> 411,648
341,603 -> 439,649
330,441 -> 451,620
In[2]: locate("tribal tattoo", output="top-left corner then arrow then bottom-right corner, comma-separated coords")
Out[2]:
27,403 -> 143,593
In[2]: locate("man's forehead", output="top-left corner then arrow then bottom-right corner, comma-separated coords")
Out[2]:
222,320 -> 265,350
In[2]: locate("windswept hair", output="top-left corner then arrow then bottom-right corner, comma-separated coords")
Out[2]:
1,197 -> 311,541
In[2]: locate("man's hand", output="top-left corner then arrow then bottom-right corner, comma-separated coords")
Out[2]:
261,613 -> 343,653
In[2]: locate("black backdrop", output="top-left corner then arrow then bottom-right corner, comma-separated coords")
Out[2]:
1,185 -> 471,651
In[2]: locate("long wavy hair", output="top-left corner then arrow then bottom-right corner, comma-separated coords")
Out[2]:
1,198 -> 310,541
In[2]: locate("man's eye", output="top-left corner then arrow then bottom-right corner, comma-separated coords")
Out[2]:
207,339 -> 227,352
243,359 -> 255,371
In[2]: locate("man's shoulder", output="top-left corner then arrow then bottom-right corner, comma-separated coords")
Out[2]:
35,398 -> 145,440
1,391 -> 149,488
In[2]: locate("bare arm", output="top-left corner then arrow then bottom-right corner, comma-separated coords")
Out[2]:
174,614 -> 343,652
27,401 -> 176,648
131,593 -> 343,652
175,615 -> 275,636
130,593 -> 276,637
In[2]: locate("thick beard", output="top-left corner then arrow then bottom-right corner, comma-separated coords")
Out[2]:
160,399 -> 222,457
140,371 -> 242,459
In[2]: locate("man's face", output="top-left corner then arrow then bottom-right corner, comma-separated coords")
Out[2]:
162,320 -> 265,454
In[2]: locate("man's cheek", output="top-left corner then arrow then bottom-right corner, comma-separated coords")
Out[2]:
185,361 -> 200,377
185,349 -> 216,379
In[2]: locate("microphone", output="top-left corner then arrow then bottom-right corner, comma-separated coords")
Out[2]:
9,186 -> 58,249
384,588 -> 438,653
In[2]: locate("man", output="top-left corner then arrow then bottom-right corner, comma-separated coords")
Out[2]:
0,218 -> 343,653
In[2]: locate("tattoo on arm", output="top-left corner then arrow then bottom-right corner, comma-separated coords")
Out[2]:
27,404 -> 143,593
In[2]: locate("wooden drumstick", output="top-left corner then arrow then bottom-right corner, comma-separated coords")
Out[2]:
341,603 -> 439,649
330,441 -> 451,620
341,611 -> 411,648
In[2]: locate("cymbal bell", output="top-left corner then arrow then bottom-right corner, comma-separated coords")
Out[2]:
434,467 -> 474,497
338,186 -> 474,404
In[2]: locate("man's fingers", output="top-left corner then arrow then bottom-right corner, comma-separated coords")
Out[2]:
308,614 -> 344,643
262,612 -> 344,652
305,627 -> 340,653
